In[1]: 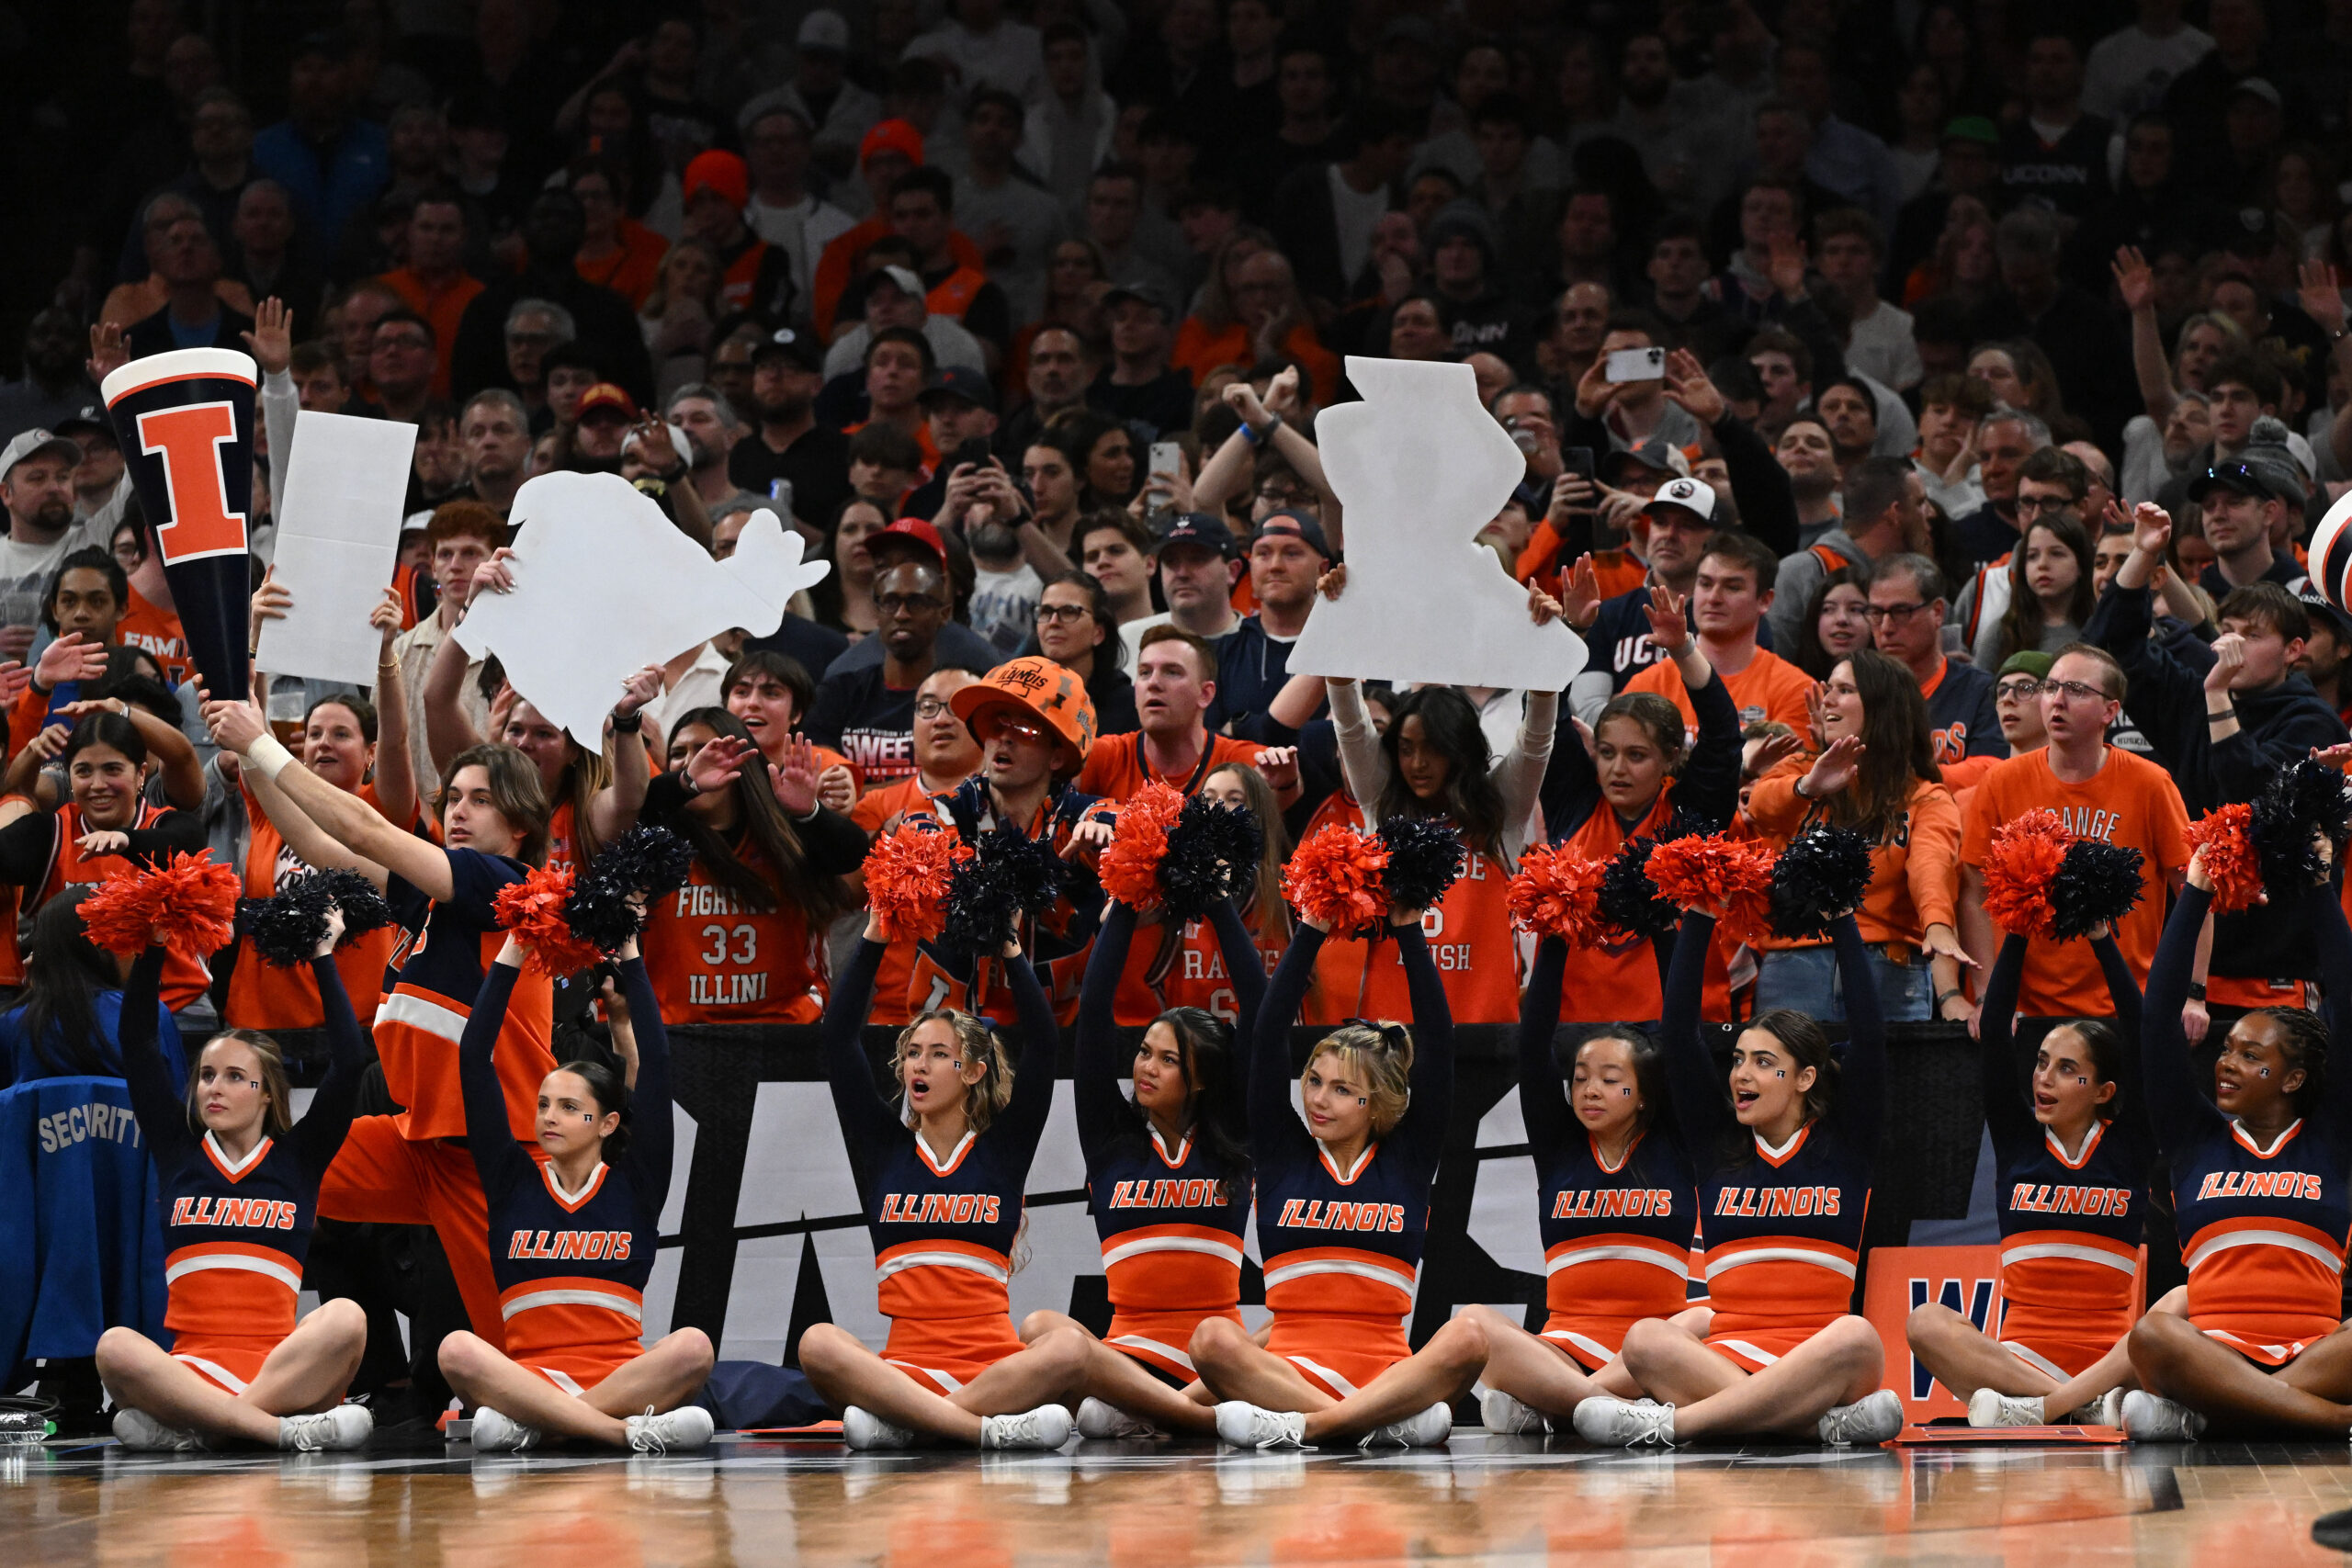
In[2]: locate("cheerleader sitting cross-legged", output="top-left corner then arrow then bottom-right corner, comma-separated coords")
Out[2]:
1197,905 -> 1484,1450
797,918 -> 1086,1451
1463,931 -> 1696,1436
1023,895 -> 1267,1440
97,914 -> 372,1452
436,930 -> 716,1454
2120,846 -> 2352,1439
1575,901 -> 1902,1447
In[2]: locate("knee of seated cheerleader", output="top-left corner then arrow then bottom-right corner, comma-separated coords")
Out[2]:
1029,1325 -> 1091,1381
1018,1309 -> 1065,1341
93,1326 -> 141,1379
1905,1300 -> 1961,1341
672,1326 -> 716,1371
1618,1316 -> 1678,1365
1823,1316 -> 1883,1370
1188,1315 -> 1250,1366
436,1331 -> 490,1381
2127,1310 -> 2189,1370
312,1295 -> 368,1338
1435,1314 -> 1490,1370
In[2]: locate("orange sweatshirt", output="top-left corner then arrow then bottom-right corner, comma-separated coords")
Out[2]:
1745,760 -> 1961,953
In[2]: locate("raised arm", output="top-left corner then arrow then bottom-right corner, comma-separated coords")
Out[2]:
206,694 -> 454,897
1826,912 -> 1886,1158
1250,919 -> 1329,1161
0,811 -> 57,889
1975,933 -> 2040,1157
1073,900 -> 1139,1166
1497,689 -> 1558,853
422,630 -> 488,779
117,944 -> 195,1170
1326,676 -> 1390,818
1389,919 -> 1454,1168
71,698 -> 204,810
368,588 -> 417,830
1673,647 -> 1744,832
1515,935 -> 1573,1151
613,944 -> 675,1213
2143,871 -> 2227,1156
1207,897 -> 1268,1042
585,671 -> 660,848
992,946 -> 1061,1164
288,938 -> 369,1181
457,940 -> 536,1196
819,929 -> 906,1165
2113,248 -> 2177,425
1658,910 -> 1735,1151
2300,878 -> 2352,1130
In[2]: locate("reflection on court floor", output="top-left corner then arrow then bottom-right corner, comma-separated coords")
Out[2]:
6,1432 -> 2350,1566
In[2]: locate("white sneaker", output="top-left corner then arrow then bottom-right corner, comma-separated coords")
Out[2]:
1360,1401 -> 1453,1449
2120,1391 -> 2205,1441
1966,1389 -> 2044,1427
112,1406 -> 206,1452
1571,1396 -> 1677,1447
978,1404 -> 1073,1450
2096,1388 -> 2126,1428
624,1404 -> 715,1454
469,1405 -> 542,1453
1478,1387 -> 1549,1435
1214,1401 -> 1308,1450
278,1404 -> 373,1452
1817,1389 -> 1903,1446
841,1406 -> 914,1450
1074,1397 -> 1156,1439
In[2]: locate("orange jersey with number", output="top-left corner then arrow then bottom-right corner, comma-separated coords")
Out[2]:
640,837 -> 830,1024
225,778 -> 404,1031
1110,905 -> 1290,1025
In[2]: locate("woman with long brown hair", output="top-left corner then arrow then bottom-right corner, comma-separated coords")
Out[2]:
1747,648 -> 1965,1024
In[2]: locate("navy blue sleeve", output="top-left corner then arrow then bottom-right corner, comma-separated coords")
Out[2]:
1516,936 -> 1572,1152
1073,901 -> 1136,1169
819,939 -> 904,1172
1826,914 -> 1885,1159
1539,703 -> 1602,844
1659,911 -> 1735,1154
117,946 -> 195,1172
1672,670 -> 1746,832
1977,934 -> 2038,1161
1250,923 -> 1327,1164
1387,923 -> 1454,1171
615,955 -> 674,1216
2300,881 -> 2352,1131
458,962 -> 535,1196
990,950 -> 1060,1171
1209,897 -> 1268,1041
2143,882 -> 2229,1156
287,954 -> 368,1182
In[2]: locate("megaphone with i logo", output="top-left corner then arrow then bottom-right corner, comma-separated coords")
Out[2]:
101,346 -> 256,703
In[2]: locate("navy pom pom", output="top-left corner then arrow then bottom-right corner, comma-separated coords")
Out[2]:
1768,823 -> 1874,940
1159,796 -> 1262,924
566,825 -> 696,952
1596,813 -> 1701,940
1376,816 -> 1466,916
238,868 -> 397,969
2249,757 -> 2352,896
941,827 -> 1070,953
2047,839 -> 2146,941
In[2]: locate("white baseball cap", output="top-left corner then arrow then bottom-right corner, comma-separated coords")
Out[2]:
0,428 -> 83,478
1644,475 -> 1717,525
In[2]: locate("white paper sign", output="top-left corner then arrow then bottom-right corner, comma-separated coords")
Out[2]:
451,470 -> 830,744
253,411 -> 418,686
1286,356 -> 1589,693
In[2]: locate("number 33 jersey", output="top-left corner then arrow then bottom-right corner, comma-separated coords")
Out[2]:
640,838 -> 829,1024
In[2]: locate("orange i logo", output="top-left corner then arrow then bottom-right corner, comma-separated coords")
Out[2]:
134,401 -> 248,564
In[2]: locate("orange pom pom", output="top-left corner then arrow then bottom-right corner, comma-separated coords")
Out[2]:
1981,808 -> 2072,939
1098,781 -> 1184,910
1283,822 -> 1390,935
2185,804 -> 2264,914
862,820 -> 968,942
76,852 -> 240,959
1507,843 -> 1610,947
1645,833 -> 1775,943
492,865 -> 603,976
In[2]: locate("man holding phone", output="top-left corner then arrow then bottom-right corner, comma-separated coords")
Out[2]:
901,367 -> 1001,520
1565,316 -> 1702,457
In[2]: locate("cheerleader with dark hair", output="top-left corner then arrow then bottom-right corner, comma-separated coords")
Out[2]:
1574,897 -> 1901,1446
1023,895 -> 1267,1438
1461,932 -> 1696,1433
2119,846 -> 2352,1439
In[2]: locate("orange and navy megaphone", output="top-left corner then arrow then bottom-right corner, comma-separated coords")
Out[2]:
101,347 -> 256,702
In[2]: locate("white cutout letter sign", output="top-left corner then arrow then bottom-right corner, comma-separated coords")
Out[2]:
451,470 -> 830,744
1285,356 -> 1588,693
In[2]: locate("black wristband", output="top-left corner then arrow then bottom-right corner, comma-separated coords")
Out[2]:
612,710 -> 643,733
2187,981 -> 2208,1000
1936,988 -> 1964,1010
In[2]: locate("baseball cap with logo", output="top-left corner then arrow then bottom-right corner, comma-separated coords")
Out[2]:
1607,435 -> 1693,481
860,118 -> 925,170
1250,508 -> 1333,561
871,515 -> 948,570
0,428 -> 83,477
1644,475 -> 1717,525
951,654 -> 1099,771
752,327 -> 822,372
1159,512 -> 1238,559
918,366 -> 998,414
797,9 -> 851,52
576,383 -> 640,424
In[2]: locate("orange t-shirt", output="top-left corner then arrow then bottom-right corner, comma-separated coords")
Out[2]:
1746,765 -> 1960,952
576,218 -> 668,309
1170,319 -> 1335,409
1624,646 -> 1814,739
375,266 -> 487,399
1959,748 -> 2188,1016
226,777 -> 405,1032
118,588 -> 191,684
811,219 -> 987,340
1074,730 -> 1262,803
640,833 -> 829,1024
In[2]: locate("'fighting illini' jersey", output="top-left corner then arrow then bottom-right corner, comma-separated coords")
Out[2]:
1661,912 -> 1884,1357
461,959 -> 672,1373
1518,939 -> 1696,1366
374,848 -> 555,1142
226,778 -> 405,1032
119,948 -> 365,1350
820,939 -> 1059,1369
640,832 -> 828,1024
1978,932 -> 2147,1364
2148,882 -> 2352,1364
1297,791 -> 1522,1026
1249,924 -> 1453,1340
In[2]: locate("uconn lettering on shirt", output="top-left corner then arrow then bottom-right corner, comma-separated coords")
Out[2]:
2010,1183 -> 2132,1215
1713,1185 -> 1842,1218
1276,1198 -> 1408,1231
881,1192 -> 1003,1224
172,1195 -> 296,1228
2196,1170 -> 2325,1201
507,1229 -> 633,1260
1109,1178 -> 1231,1208
1552,1188 -> 1675,1220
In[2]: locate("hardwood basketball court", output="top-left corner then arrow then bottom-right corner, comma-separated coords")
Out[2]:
8,1430 -> 2349,1564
